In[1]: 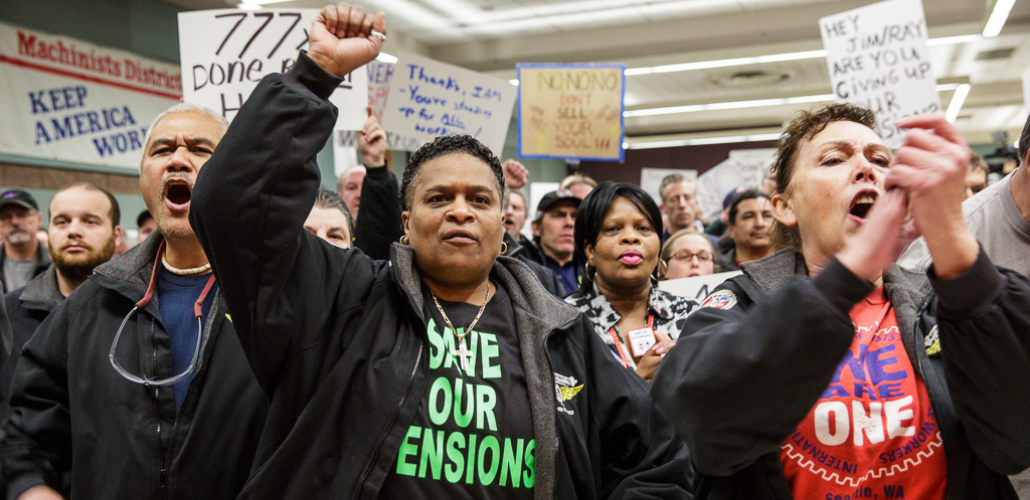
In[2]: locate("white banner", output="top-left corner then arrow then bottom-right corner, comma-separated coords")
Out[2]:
177,9 -> 366,130
658,271 -> 742,301
381,52 -> 517,154
362,59 -> 423,152
0,22 -> 181,170
820,0 -> 940,148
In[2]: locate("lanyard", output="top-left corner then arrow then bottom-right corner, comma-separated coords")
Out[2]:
608,314 -> 654,369
108,240 -> 216,387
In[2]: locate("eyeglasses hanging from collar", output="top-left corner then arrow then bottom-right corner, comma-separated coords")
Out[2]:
108,240 -> 216,387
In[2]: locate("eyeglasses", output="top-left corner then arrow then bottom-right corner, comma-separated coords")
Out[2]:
670,250 -> 713,263
109,241 -> 213,387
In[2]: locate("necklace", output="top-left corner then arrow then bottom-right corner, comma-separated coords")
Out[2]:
430,282 -> 490,371
161,253 -> 212,276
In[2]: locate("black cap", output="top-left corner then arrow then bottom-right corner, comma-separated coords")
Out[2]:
0,189 -> 38,211
535,189 -> 580,221
136,209 -> 153,228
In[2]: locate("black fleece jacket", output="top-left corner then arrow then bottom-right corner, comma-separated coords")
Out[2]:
190,52 -> 692,500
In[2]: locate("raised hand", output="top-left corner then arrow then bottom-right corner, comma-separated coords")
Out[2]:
308,3 -> 386,78
886,114 -> 978,278
359,106 -> 387,167
502,159 -> 529,189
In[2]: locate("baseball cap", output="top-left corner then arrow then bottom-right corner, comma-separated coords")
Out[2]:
0,189 -> 39,211
136,209 -> 153,228
535,189 -> 580,221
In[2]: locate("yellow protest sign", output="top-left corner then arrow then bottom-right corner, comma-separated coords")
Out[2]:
517,63 -> 625,161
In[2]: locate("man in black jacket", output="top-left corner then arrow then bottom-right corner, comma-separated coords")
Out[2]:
0,183 -> 123,421
0,103 -> 268,500
190,4 -> 690,499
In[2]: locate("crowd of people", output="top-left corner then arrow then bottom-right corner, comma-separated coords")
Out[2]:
0,3 -> 1027,499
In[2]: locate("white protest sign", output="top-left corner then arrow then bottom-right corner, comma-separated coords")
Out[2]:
820,0 -> 940,148
178,9 -> 366,130
0,22 -> 180,170
359,59 -> 423,151
727,148 -> 776,188
640,168 -> 697,205
658,271 -> 742,301
381,52 -> 517,154
695,159 -> 746,219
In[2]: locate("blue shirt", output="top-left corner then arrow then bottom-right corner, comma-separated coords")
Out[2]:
156,268 -> 217,413
542,254 -> 580,294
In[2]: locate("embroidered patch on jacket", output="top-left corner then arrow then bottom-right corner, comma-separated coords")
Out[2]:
924,324 -> 940,356
700,290 -> 737,310
554,372 -> 583,415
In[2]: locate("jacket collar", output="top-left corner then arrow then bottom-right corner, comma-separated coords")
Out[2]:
569,282 -> 675,333
739,247 -> 808,294
19,265 -> 63,308
93,232 -> 164,294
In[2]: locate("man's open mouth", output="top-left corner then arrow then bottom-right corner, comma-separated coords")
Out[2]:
163,178 -> 193,211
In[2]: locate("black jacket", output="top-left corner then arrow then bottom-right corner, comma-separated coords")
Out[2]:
652,248 -> 1030,499
0,243 -> 50,293
0,236 -> 269,499
0,266 -> 62,422
190,52 -> 691,500
504,232 -> 566,297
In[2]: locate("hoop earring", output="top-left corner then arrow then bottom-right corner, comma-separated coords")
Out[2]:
399,235 -> 409,245
584,263 -> 596,282
500,242 -> 508,255
651,259 -> 667,283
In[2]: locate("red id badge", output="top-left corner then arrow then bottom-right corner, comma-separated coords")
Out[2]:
627,327 -> 657,357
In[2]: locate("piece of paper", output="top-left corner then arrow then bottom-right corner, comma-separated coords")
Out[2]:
517,63 -> 625,162
820,0 -> 940,147
178,9 -> 367,130
380,52 -> 516,154
657,271 -> 743,301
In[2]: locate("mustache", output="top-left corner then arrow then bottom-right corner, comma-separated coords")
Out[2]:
60,240 -> 93,252
160,175 -> 195,197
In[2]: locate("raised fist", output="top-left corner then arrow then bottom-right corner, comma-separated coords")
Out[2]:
308,3 -> 386,78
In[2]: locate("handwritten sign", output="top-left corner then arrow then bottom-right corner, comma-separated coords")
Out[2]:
0,22 -> 180,170
517,63 -> 625,162
728,148 -> 777,188
658,271 -> 742,301
364,59 -> 423,152
820,0 -> 940,147
380,52 -> 516,154
695,159 -> 747,219
178,9 -> 366,130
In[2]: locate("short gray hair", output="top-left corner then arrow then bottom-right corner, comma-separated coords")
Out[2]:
315,186 -> 354,234
143,103 -> 229,149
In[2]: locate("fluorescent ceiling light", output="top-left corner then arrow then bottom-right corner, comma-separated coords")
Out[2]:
628,132 -> 782,149
626,84 -> 961,118
945,83 -> 972,123
237,3 -> 262,9
625,34 -> 979,77
376,52 -> 398,64
509,79 -> 519,86
239,0 -> 293,4
983,0 -> 1017,37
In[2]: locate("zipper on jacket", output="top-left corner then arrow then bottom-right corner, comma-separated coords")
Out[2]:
351,341 -> 423,500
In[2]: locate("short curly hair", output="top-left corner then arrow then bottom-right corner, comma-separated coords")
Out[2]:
400,135 -> 505,211
770,103 -> 877,251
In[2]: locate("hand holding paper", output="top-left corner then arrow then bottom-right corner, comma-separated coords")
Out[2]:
308,3 -> 385,78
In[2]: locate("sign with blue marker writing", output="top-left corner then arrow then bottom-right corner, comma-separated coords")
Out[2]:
820,0 -> 940,148
0,22 -> 181,170
177,9 -> 366,130
517,63 -> 625,162
380,52 -> 517,154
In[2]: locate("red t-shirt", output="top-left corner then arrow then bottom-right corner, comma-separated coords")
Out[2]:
781,288 -> 947,500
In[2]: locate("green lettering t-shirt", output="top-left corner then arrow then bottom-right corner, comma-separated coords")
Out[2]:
379,280 -> 535,499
